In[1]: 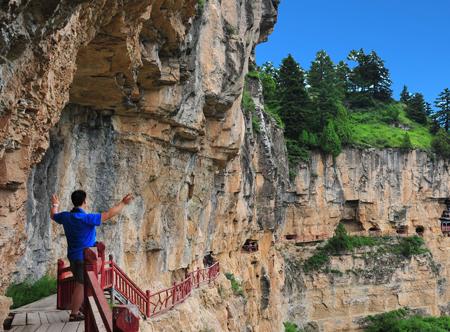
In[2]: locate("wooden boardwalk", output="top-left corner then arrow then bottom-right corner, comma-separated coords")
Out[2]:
7,295 -> 84,332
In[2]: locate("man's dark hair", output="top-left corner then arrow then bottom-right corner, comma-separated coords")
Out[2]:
71,190 -> 87,207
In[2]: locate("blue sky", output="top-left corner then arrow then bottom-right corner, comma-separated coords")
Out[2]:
256,0 -> 450,105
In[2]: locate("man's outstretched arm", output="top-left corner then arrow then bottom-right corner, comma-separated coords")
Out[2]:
50,194 -> 60,220
101,193 -> 133,222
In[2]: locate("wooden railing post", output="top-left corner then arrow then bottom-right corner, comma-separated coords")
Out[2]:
84,247 -> 98,332
56,244 -> 221,324
207,265 -> 211,285
146,290 -> 151,318
196,267 -> 200,288
57,259 -> 64,309
171,282 -> 177,307
97,242 -> 106,288
109,254 -> 114,297
84,248 -> 98,332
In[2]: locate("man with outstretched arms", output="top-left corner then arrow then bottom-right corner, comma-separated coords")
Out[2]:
50,190 -> 133,321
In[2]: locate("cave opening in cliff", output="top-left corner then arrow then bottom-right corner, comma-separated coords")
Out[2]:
285,234 -> 298,241
341,219 -> 364,233
415,226 -> 424,236
368,226 -> 381,235
242,239 -> 259,252
396,225 -> 408,235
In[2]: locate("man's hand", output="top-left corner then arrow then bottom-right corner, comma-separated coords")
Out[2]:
50,194 -> 60,220
101,193 -> 134,222
51,194 -> 60,206
121,193 -> 134,205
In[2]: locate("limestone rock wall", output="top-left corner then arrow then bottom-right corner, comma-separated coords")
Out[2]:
0,0 -> 279,286
3,0 -> 450,331
0,0 -> 285,330
280,149 -> 450,331
283,149 -> 450,242
281,242 -> 446,331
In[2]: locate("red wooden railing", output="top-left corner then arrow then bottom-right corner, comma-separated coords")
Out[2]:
57,260 -> 76,310
104,258 -> 148,316
84,247 -> 113,332
103,256 -> 220,318
57,242 -> 220,322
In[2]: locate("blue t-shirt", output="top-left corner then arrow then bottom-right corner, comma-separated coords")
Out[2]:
53,207 -> 102,261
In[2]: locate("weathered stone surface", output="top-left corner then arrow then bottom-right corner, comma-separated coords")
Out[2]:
0,0 -> 278,285
280,149 -> 450,331
0,0 -> 282,331
3,0 -> 450,331
0,295 -> 12,331
283,149 -> 450,242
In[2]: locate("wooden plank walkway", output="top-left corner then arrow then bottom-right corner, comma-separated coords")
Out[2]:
7,295 -> 84,332
8,313 -> 83,332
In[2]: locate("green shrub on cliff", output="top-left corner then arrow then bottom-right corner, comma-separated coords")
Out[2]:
320,120 -> 342,157
242,88 -> 256,114
197,0 -> 206,12
303,224 -> 377,272
302,225 -> 428,273
284,321 -> 302,332
302,251 -> 329,273
432,129 -> 450,159
6,275 -> 57,308
363,308 -> 450,332
225,273 -> 245,297
394,236 -> 428,258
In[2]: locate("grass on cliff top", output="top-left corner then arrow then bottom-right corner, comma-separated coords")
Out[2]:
303,224 -> 428,273
363,308 -> 450,332
6,275 -> 57,309
349,102 -> 433,150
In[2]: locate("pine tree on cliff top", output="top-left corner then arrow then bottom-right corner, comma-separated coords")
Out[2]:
335,60 -> 351,98
400,85 -> 410,104
347,49 -> 392,104
432,129 -> 450,159
425,102 -> 433,116
277,54 -> 310,139
320,120 -> 342,157
307,50 -> 341,129
434,88 -> 450,131
259,62 -> 278,108
406,93 -> 427,124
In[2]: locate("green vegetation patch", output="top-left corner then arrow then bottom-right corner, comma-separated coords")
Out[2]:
246,70 -> 260,80
285,139 -> 310,180
303,224 -> 429,273
197,0 -> 206,12
252,114 -> 261,133
256,51 -> 450,160
242,88 -> 256,114
348,103 -> 433,149
224,272 -> 245,297
6,275 -> 57,309
284,321 -> 302,332
264,104 -> 285,129
363,308 -> 450,332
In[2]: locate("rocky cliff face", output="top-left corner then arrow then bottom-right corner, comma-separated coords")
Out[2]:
0,0 -> 286,330
284,149 -> 450,242
2,1 -> 450,331
281,149 -> 450,331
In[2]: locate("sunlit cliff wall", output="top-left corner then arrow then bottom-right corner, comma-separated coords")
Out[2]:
2,1 -> 450,331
